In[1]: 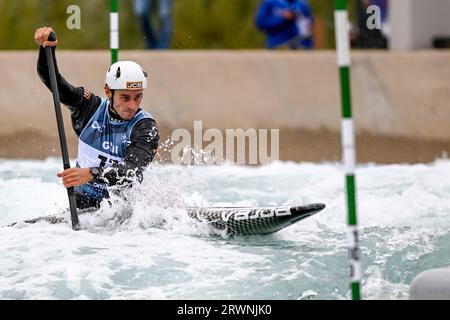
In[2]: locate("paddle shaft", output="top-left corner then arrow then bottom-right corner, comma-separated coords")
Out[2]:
44,32 -> 80,230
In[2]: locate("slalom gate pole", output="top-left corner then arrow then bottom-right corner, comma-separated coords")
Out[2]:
110,0 -> 119,64
44,32 -> 80,231
334,0 -> 362,300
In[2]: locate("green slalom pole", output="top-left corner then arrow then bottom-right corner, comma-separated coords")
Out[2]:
334,0 -> 362,300
110,0 -> 119,63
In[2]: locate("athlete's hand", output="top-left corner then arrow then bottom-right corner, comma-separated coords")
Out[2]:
34,27 -> 58,47
57,168 -> 93,188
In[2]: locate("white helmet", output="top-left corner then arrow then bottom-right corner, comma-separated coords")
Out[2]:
105,61 -> 148,90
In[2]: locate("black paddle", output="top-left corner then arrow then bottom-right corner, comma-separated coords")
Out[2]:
44,31 -> 80,230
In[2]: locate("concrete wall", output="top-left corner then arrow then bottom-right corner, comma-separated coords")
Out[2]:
0,50 -> 449,163
390,0 -> 450,49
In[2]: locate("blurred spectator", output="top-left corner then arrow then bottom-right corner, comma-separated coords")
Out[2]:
255,0 -> 314,50
134,0 -> 174,49
353,0 -> 388,49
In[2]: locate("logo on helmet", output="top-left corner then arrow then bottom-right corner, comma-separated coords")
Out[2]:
126,82 -> 143,89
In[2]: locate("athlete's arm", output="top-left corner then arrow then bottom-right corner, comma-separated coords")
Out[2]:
35,27 -> 101,136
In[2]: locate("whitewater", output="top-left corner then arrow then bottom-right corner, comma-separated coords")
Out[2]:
1,157 -> 449,300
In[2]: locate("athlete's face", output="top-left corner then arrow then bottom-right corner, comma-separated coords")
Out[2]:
109,89 -> 144,120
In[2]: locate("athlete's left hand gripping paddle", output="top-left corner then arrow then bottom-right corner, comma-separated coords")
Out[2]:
44,31 -> 80,230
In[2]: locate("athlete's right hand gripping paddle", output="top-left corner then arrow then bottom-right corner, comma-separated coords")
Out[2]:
44,31 -> 80,230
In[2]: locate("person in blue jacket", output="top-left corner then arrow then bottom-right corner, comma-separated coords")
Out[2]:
255,0 -> 314,50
